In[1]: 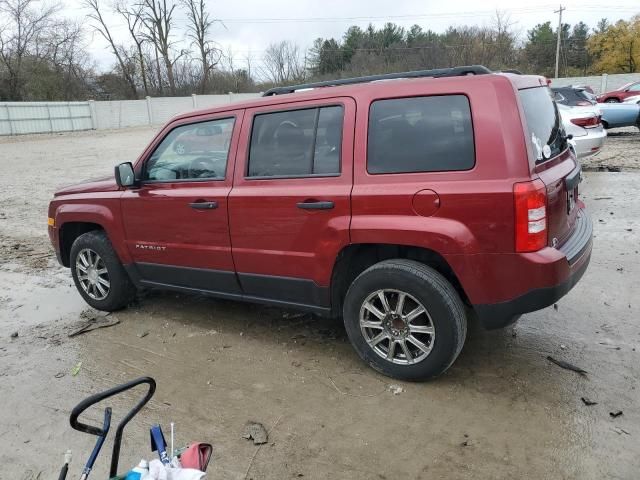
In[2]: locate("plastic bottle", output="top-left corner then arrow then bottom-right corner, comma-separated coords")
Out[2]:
124,459 -> 149,480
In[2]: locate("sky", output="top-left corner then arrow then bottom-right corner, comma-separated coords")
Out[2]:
61,0 -> 640,74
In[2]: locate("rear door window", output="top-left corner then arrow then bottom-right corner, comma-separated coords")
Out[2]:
248,106 -> 343,178
367,95 -> 475,174
519,87 -> 567,163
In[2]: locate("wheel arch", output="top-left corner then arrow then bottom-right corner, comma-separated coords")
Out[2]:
59,222 -> 105,267
330,243 -> 469,317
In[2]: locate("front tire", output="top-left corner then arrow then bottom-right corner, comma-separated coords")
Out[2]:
343,259 -> 467,381
70,231 -> 136,311
604,98 -> 620,103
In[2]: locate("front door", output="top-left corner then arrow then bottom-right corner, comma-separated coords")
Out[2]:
228,98 -> 355,311
121,111 -> 243,294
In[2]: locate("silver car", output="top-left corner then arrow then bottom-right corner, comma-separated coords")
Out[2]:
557,103 -> 607,159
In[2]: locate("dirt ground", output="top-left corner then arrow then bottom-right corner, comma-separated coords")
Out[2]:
0,126 -> 639,479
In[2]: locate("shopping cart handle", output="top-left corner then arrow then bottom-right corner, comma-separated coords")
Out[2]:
69,377 -> 156,477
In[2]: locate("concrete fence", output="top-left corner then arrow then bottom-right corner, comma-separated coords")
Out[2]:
0,92 -> 260,136
0,101 -> 93,135
2,72 -> 640,136
549,72 -> 640,94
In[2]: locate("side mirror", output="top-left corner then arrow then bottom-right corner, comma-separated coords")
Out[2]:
115,162 -> 137,188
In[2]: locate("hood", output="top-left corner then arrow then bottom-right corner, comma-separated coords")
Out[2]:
54,175 -> 120,197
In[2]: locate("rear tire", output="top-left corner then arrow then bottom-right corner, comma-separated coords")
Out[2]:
70,231 -> 136,311
604,98 -> 619,103
343,259 -> 467,381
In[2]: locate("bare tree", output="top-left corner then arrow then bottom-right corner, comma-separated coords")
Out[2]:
140,0 -> 179,95
0,0 -> 60,99
83,0 -> 138,98
180,0 -> 221,93
115,1 -> 149,96
43,19 -> 89,99
260,40 -> 305,84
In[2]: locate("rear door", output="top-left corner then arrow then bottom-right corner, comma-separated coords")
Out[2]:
519,86 -> 579,247
121,111 -> 243,293
228,98 -> 355,311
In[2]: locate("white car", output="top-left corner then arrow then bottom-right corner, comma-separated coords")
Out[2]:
623,95 -> 640,104
557,103 -> 607,159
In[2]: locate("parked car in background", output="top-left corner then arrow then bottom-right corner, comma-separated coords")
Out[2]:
560,86 -> 640,130
557,103 -> 606,158
172,122 -> 233,155
596,81 -> 640,103
552,86 -> 596,107
598,102 -> 640,130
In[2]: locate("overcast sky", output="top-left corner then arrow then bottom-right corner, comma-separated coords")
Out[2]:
61,0 -> 640,73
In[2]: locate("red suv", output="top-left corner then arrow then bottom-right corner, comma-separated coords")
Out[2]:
596,81 -> 640,103
48,66 -> 592,380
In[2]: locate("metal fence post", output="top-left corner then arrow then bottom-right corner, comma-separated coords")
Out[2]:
146,96 -> 153,125
88,100 -> 97,130
600,74 -> 608,95
5,104 -> 14,135
46,103 -> 54,133
192,93 -> 197,108
66,102 -> 74,132
228,92 -> 234,103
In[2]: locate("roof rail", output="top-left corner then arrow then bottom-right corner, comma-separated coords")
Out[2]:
262,65 -> 492,96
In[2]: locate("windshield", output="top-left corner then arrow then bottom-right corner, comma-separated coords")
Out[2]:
518,87 -> 567,163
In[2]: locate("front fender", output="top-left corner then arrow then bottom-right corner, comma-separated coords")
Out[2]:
52,198 -> 130,264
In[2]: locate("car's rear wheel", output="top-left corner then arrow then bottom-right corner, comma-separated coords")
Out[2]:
343,259 -> 467,381
70,231 -> 135,311
604,98 -> 620,103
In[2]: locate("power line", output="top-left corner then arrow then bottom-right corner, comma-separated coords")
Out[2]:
216,5 -> 638,24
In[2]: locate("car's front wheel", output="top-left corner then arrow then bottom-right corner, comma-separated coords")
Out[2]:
343,259 -> 467,381
70,231 -> 136,311
604,98 -> 620,103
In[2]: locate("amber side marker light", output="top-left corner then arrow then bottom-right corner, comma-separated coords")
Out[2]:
48,217 -> 55,227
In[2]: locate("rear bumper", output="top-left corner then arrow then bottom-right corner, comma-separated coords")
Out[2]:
471,209 -> 593,329
572,127 -> 607,159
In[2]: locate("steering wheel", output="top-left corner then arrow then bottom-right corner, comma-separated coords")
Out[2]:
188,156 -> 217,179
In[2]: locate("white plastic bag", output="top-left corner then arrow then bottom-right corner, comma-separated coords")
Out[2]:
143,459 -> 206,480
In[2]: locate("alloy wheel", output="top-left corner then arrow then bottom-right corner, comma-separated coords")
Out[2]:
359,289 -> 435,365
76,248 -> 110,300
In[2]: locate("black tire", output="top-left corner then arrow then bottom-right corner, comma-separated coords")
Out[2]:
604,98 -> 619,103
343,259 -> 467,381
70,230 -> 136,311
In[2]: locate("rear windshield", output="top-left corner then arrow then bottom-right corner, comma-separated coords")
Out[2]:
519,87 -> 567,163
578,89 -> 597,102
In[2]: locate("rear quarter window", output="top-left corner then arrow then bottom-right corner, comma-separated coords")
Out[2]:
367,95 -> 475,174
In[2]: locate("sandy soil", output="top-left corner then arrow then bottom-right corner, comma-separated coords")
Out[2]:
0,127 -> 639,479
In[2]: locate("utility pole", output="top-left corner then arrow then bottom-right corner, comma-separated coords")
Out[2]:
554,4 -> 565,79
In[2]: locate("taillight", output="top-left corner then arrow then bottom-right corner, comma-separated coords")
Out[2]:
514,179 -> 547,252
571,116 -> 600,128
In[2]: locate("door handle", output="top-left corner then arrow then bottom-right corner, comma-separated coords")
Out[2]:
189,201 -> 218,210
296,200 -> 334,210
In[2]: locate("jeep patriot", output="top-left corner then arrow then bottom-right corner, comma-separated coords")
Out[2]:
47,66 -> 593,380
